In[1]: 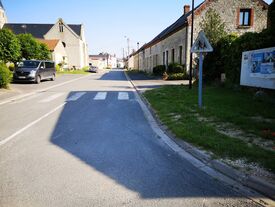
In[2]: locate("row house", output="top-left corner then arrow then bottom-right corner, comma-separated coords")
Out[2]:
128,0 -> 269,73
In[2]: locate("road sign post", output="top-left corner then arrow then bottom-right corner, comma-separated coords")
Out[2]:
190,31 -> 213,108
198,52 -> 203,108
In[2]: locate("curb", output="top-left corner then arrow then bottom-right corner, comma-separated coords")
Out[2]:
124,71 -> 275,207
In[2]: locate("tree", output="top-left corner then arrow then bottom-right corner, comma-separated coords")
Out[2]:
37,43 -> 50,60
0,29 -> 21,63
17,34 -> 41,60
199,8 -> 226,45
268,0 -> 275,34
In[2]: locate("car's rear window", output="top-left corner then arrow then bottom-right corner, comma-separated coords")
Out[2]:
18,61 -> 40,68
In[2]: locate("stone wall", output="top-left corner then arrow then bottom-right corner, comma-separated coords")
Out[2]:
133,0 -> 268,73
192,0 -> 268,38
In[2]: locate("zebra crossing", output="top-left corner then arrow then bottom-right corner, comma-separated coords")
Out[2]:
93,92 -> 107,100
7,91 -> 133,105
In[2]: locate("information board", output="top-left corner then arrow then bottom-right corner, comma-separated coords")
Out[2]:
240,47 -> 275,89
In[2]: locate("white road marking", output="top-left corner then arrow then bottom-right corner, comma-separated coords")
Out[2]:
0,75 -> 91,106
94,92 -> 107,100
118,92 -> 129,100
67,92 -> 86,101
0,103 -> 66,147
9,93 -> 42,105
39,93 -> 64,103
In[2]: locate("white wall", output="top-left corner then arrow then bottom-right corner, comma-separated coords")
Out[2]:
0,8 -> 7,29
44,20 -> 88,69
52,41 -> 67,64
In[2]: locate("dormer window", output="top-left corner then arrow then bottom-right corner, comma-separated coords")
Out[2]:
59,22 -> 64,32
239,9 -> 252,27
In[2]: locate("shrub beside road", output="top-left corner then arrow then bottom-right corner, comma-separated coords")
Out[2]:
0,63 -> 12,89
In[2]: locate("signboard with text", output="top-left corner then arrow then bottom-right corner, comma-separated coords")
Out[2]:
240,47 -> 275,90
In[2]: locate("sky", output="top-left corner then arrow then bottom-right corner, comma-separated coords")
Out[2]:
2,0 -> 272,58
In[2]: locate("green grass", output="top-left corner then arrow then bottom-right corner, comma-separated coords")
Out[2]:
144,85 -> 275,173
57,67 -> 90,75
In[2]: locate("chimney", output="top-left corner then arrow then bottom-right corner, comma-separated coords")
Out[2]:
184,5 -> 190,15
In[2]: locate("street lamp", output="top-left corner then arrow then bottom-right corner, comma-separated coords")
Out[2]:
189,0 -> 195,89
124,36 -> 130,59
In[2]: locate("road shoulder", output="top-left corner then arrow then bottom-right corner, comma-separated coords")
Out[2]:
124,70 -> 275,207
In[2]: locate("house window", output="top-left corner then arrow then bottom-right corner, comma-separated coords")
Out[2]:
163,52 -> 165,65
171,49 -> 175,63
59,22 -> 64,32
179,46 -> 183,65
239,9 -> 252,26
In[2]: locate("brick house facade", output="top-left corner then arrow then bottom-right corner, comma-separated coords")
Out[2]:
128,0 -> 269,73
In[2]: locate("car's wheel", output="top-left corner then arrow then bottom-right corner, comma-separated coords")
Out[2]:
51,73 -> 56,81
36,75 -> 41,84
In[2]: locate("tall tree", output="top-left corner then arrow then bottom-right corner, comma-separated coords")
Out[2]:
268,0 -> 275,33
37,43 -> 50,60
0,29 -> 21,63
199,8 -> 226,45
17,34 -> 41,60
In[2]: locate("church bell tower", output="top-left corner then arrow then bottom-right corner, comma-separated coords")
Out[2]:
0,0 -> 8,29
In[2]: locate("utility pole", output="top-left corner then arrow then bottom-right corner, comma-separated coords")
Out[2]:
127,38 -> 130,59
189,0 -> 195,89
137,42 -> 140,70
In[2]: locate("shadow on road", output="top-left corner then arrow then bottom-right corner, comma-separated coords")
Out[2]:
49,89 -> 247,200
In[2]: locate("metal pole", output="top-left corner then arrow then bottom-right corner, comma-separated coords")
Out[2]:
189,0 -> 195,89
198,52 -> 203,108
127,38 -> 130,59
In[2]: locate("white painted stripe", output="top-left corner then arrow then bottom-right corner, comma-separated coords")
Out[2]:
67,92 -> 86,101
94,92 -> 107,100
0,103 -> 66,147
0,75 -> 91,106
118,92 -> 129,100
9,93 -> 42,105
39,93 -> 64,103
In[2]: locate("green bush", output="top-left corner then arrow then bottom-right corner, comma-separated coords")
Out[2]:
153,65 -> 166,76
204,34 -> 238,83
204,30 -> 275,84
167,63 -> 185,74
56,64 -> 61,72
0,63 -> 12,88
167,73 -> 189,80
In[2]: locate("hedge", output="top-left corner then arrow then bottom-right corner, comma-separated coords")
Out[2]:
0,63 -> 12,89
167,63 -> 186,74
153,65 -> 166,76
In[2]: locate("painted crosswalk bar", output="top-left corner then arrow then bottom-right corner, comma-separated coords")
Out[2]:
39,93 -> 64,103
94,92 -> 107,100
67,92 -> 86,101
118,92 -> 129,100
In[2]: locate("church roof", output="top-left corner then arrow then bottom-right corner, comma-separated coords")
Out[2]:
37,39 -> 60,51
3,23 -> 82,38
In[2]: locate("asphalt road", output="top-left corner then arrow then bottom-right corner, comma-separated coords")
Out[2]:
0,69 -> 261,207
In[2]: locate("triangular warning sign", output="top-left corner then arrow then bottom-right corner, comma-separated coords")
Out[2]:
191,31 -> 213,53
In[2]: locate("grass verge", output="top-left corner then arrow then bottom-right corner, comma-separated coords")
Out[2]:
143,85 -> 275,173
57,67 -> 90,75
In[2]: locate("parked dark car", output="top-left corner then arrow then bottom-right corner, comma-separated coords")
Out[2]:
13,60 -> 56,84
88,65 -> 98,73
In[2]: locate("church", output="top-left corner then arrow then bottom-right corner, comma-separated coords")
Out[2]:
0,0 -> 89,69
